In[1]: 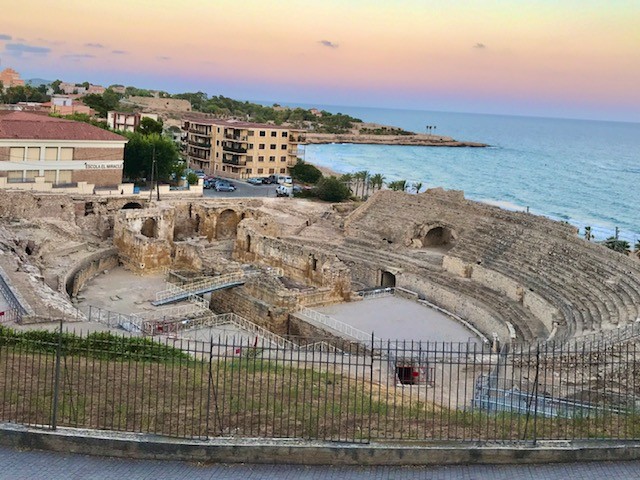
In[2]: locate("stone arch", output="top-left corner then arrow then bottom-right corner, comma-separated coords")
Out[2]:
216,209 -> 239,239
380,270 -> 396,288
141,217 -> 157,238
422,226 -> 454,247
122,202 -> 143,210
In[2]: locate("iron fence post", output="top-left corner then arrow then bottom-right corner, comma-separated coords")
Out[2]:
51,318 -> 64,430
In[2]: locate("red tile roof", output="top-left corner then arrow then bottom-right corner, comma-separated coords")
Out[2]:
0,111 -> 127,142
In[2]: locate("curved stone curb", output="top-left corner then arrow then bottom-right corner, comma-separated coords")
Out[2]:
2,423 -> 640,466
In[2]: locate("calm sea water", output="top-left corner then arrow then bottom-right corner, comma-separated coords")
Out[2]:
297,105 -> 640,243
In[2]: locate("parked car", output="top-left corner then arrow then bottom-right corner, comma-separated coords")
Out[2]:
215,181 -> 236,192
276,184 -> 293,197
262,176 -> 274,184
247,177 -> 263,185
203,179 -> 215,189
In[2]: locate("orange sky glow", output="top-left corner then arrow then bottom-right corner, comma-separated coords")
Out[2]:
1,0 -> 639,121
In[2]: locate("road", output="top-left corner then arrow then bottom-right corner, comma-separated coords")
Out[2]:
1,446 -> 639,479
203,178 -> 280,199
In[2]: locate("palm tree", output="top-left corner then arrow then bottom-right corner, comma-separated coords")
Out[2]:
413,182 -> 423,194
584,226 -> 593,242
355,170 -> 369,198
388,180 -> 407,192
603,236 -> 631,254
339,173 -> 354,193
370,173 -> 385,192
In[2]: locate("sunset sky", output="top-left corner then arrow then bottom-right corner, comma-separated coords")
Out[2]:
1,0 -> 639,122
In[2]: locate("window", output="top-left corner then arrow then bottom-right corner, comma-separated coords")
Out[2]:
259,131 -> 266,137
248,131 -> 254,136
45,147 -> 58,161
248,143 -> 253,149
9,147 -> 25,162
270,144 -> 276,150
258,156 -> 264,162
247,156 -> 253,162
27,147 -> 41,161
280,156 -> 286,162
271,131 -> 277,137
257,168 -> 264,174
282,132 -> 288,138
216,140 -> 220,146
280,168 -> 286,174
60,148 -> 73,161
281,144 -> 287,150
269,168 -> 275,174
44,170 -> 57,183
259,144 -> 265,150
216,152 -> 219,157
269,156 -> 275,162
246,168 -> 252,174
217,127 -> 220,133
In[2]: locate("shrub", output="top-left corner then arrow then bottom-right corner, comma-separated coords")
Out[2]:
187,172 -> 198,185
290,160 -> 323,184
315,177 -> 351,202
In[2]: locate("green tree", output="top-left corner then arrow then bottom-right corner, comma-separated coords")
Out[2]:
635,240 -> 640,259
81,89 -> 121,117
413,182 -> 423,194
123,132 -> 180,182
81,81 -> 90,90
603,237 -> 631,254
315,176 -> 351,202
290,160 -> 323,184
136,117 -> 164,135
50,79 -> 62,94
0,85 -> 49,104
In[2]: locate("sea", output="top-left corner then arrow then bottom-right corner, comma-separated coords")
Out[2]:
288,105 -> 639,244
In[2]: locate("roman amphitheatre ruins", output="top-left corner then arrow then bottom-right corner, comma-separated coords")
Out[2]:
1,188 -> 639,345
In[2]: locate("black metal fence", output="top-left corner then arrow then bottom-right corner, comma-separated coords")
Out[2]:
1,324 -> 639,444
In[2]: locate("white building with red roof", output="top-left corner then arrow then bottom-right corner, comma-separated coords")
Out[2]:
0,111 -> 127,191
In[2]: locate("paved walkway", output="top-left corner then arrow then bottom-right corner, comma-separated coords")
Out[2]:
1,446 -> 640,479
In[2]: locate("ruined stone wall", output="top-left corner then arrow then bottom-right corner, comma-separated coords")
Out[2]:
399,272 -> 511,341
235,221 -> 351,301
113,207 -> 176,273
64,248 -> 120,297
0,192 -> 76,222
210,287 -> 290,334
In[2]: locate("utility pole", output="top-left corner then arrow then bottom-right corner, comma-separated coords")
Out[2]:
149,144 -> 156,201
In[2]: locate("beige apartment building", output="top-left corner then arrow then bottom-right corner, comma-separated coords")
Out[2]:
182,118 -> 305,178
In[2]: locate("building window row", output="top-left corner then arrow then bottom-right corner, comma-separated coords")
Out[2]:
9,147 -> 74,162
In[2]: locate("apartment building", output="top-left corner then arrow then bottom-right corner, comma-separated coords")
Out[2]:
0,68 -> 25,89
182,118 -> 305,178
0,111 -> 127,188
107,111 -> 159,132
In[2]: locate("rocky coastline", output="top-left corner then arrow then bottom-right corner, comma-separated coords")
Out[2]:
304,133 -> 487,147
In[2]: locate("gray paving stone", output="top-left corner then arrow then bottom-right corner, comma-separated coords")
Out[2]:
1,446 -> 640,479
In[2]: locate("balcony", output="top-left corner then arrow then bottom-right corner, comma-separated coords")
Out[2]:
188,149 -> 210,160
223,133 -> 248,142
222,142 -> 247,154
289,132 -> 306,143
188,128 -> 212,137
222,154 -> 246,166
189,138 -> 211,148
288,148 -> 299,156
